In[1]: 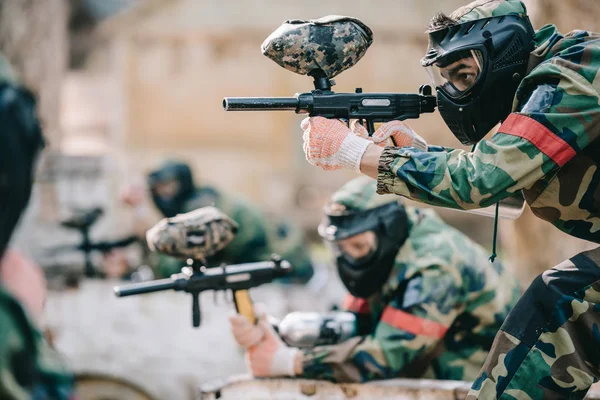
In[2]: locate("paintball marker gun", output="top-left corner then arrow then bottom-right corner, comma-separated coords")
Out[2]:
49,207 -> 139,277
223,16 -> 437,134
114,207 -> 292,327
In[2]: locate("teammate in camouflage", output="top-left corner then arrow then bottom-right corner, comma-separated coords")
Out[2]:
262,16 -> 373,79
230,177 -> 520,382
300,0 -> 600,397
0,52 -> 74,399
147,160 -> 314,282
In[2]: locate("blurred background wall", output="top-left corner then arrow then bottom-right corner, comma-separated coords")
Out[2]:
3,0 -> 600,284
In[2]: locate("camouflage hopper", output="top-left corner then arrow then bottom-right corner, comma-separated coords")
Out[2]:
146,206 -> 238,260
261,15 -> 373,79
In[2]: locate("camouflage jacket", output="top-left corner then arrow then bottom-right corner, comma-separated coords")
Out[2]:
377,25 -> 600,243
0,286 -> 74,399
156,186 -> 313,282
301,207 -> 521,382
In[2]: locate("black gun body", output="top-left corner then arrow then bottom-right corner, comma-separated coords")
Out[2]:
114,260 -> 291,297
114,259 -> 291,327
223,91 -> 437,122
182,261 -> 290,293
114,278 -> 176,296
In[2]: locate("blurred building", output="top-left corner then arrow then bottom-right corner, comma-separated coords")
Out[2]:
9,0 -> 600,277
92,0 -> 469,230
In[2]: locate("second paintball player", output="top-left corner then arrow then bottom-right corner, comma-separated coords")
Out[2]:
122,160 -> 313,282
230,177 -> 520,382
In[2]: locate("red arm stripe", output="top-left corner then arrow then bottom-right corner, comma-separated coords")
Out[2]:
498,114 -> 576,167
381,306 -> 448,339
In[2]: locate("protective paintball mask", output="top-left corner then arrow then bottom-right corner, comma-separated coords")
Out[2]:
421,14 -> 534,144
148,162 -> 195,218
318,202 -> 409,298
0,84 -> 45,258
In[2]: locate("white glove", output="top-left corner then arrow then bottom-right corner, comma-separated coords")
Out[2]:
301,117 -> 372,172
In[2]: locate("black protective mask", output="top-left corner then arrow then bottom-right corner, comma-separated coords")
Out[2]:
320,202 -> 410,299
336,230 -> 403,299
0,84 -> 45,257
151,195 -> 181,219
421,15 -> 535,144
148,161 -> 195,217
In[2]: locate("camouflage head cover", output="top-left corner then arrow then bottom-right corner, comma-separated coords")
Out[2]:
328,176 -> 402,215
146,206 -> 238,260
447,0 -> 528,24
262,15 -> 373,79
320,177 -> 405,241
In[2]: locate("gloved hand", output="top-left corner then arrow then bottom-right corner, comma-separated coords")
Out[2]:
229,313 -> 300,377
301,117 -> 372,172
230,312 -> 264,349
350,120 -> 428,150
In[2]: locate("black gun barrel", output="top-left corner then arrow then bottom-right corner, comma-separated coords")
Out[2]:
223,97 -> 298,111
114,278 -> 176,297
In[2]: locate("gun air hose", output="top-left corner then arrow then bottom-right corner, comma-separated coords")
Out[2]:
490,202 -> 499,263
471,144 -> 498,263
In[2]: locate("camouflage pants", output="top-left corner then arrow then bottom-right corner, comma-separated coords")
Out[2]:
467,248 -> 600,399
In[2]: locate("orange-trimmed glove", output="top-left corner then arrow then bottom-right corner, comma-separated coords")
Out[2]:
301,117 -> 372,172
229,313 -> 299,377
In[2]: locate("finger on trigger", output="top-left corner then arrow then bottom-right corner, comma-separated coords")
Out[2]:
300,117 -> 311,131
350,120 -> 368,137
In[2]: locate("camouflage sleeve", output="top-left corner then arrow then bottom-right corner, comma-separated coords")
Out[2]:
0,287 -> 74,399
0,292 -> 29,399
153,253 -> 185,278
377,62 -> 600,209
301,268 -> 462,382
223,202 -> 273,264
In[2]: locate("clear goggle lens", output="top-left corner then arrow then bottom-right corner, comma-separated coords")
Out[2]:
426,49 -> 483,98
324,233 -> 378,265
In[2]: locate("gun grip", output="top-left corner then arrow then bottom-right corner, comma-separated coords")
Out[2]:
233,290 -> 256,324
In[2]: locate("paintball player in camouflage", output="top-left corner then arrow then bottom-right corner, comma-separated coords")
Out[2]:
122,160 -> 313,282
229,177 -> 520,382
0,53 -> 74,398
300,0 -> 600,397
